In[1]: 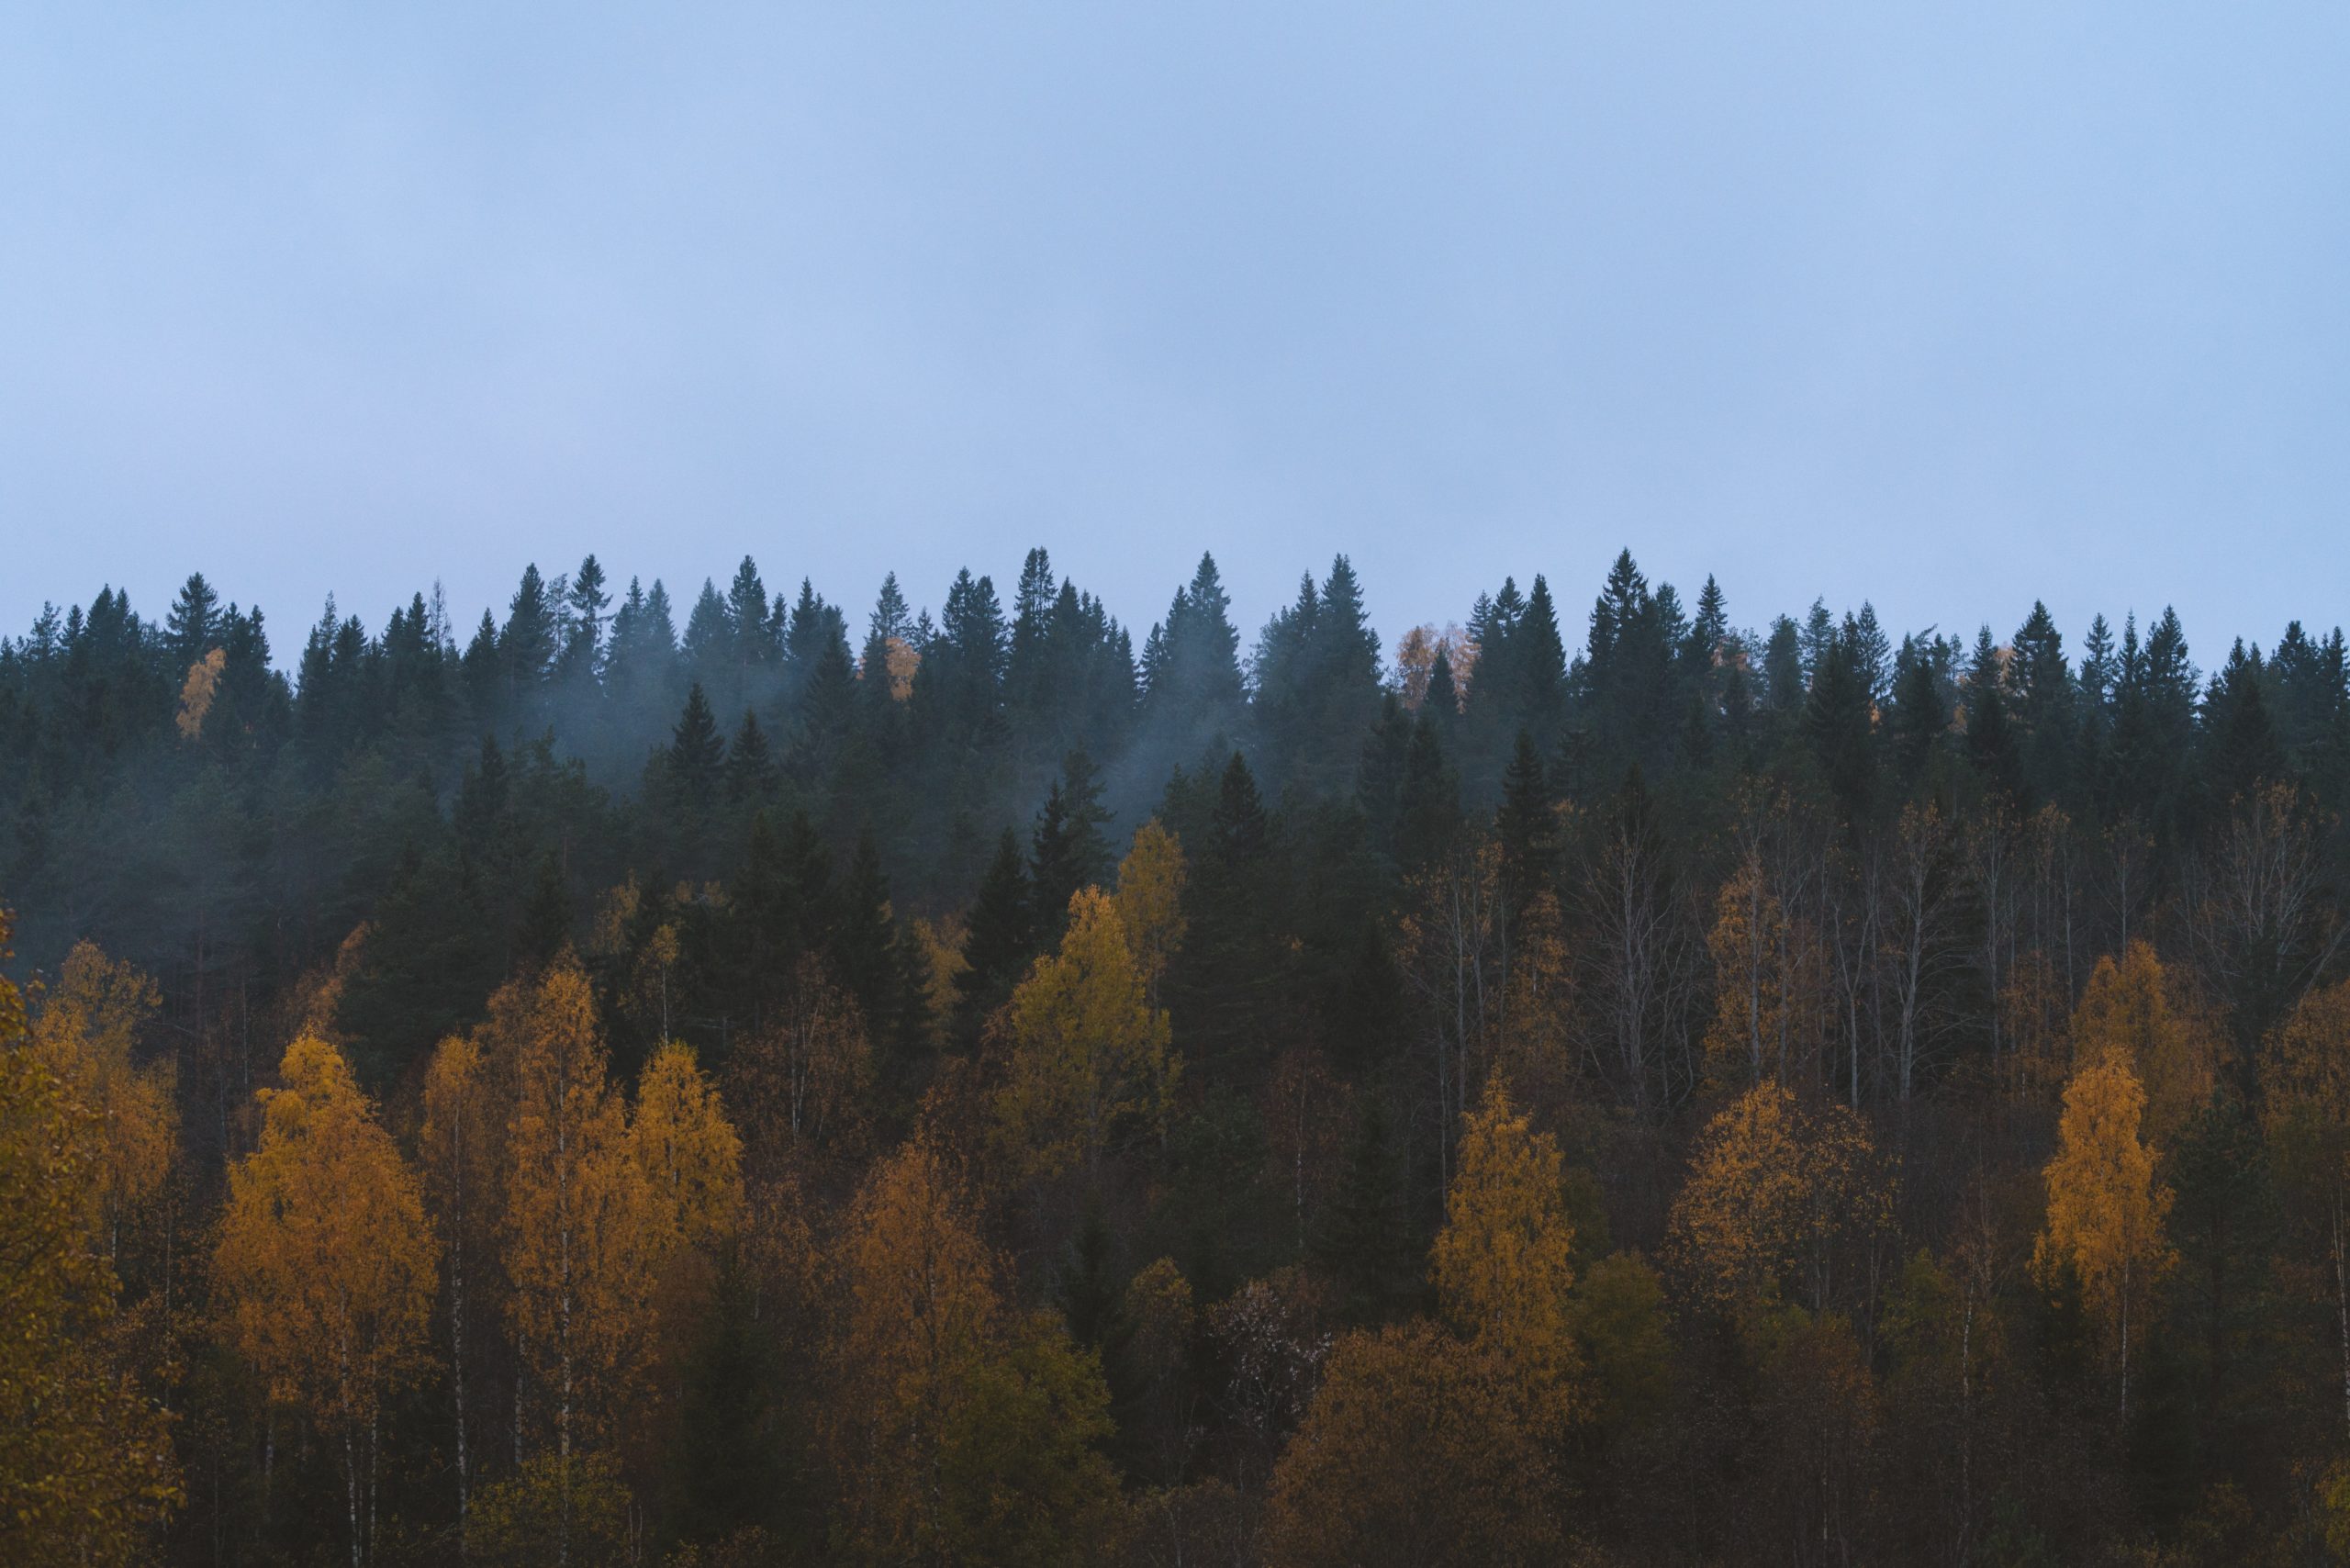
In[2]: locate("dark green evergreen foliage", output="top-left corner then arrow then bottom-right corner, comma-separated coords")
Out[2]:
499,564 -> 561,725
605,575 -> 679,717
730,811 -> 799,1017
2162,1092 -> 2282,1498
1393,713 -> 1458,870
1461,574 -> 1570,784
1167,752 -> 1286,1079
1158,1087 -> 1276,1303
1251,555 -> 1383,798
668,683 -> 727,809
1964,626 -> 2024,805
1423,644 -> 1460,745
1141,553 -> 1245,752
1889,633 -> 1950,790
513,850 -> 575,972
165,572 -> 221,673
1029,750 -> 1113,939
724,710 -> 778,805
669,1262 -> 790,1549
832,825 -> 907,1053
1803,623 -> 1876,820
1496,729 -> 1557,911
1321,915 -> 1404,1075
856,571 -> 914,733
954,829 -> 1035,1045
453,734 -> 514,859
789,629 -> 856,786
2011,600 -> 2075,802
1353,694 -> 1413,860
1762,613 -> 1806,716
916,568 -> 1011,748
1313,1095 -> 1417,1326
2200,641 -> 2284,808
334,845 -> 497,1086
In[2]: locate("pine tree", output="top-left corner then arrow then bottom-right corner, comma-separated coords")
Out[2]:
956,830 -> 1035,1045
726,709 -> 778,803
1496,730 -> 1556,912
669,682 -> 726,808
166,571 -> 221,671
1314,1095 -> 1416,1325
834,825 -> 903,1044
1031,750 -> 1113,937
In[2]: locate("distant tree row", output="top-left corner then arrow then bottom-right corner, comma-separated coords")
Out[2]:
3,545 -> 2348,1564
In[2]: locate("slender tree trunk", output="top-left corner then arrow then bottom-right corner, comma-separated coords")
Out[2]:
2334,1193 -> 2349,1440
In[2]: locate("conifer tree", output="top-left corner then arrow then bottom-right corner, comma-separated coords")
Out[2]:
669,682 -> 726,808
956,830 -> 1036,1044
1030,750 -> 1113,936
726,708 -> 778,803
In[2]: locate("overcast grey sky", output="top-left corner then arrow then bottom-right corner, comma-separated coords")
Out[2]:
4,4 -> 2344,666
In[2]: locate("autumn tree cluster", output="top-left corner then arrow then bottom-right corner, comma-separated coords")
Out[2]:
4,544 -> 2350,1564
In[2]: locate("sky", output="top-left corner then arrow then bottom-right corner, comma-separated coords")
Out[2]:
3,4 -> 2345,670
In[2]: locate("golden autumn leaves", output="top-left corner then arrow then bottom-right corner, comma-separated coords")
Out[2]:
208,958 -> 746,1568
0,920 -> 179,1566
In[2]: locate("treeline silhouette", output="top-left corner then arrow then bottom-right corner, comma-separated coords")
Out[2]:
2,544 -> 2348,1565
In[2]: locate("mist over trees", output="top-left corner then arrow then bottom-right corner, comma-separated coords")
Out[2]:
4,543 -> 2350,1564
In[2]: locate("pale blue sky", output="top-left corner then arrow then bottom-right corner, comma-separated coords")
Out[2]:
4,4 -> 2344,664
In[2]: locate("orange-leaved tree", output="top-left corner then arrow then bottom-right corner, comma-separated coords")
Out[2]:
420,1030 -> 505,1535
29,941 -> 176,1264
1666,1081 -> 1894,1325
996,888 -> 1176,1180
500,956 -> 659,1487
1430,1074 -> 1581,1432
1263,1320 -> 1561,1568
215,1034 -> 435,1568
0,912 -> 178,1566
2070,939 -> 2213,1144
831,1129 -> 1125,1565
1113,819 -> 1187,1012
2033,1042 -> 2175,1422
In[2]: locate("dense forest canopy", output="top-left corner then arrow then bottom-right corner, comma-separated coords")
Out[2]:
4,543 -> 2349,1565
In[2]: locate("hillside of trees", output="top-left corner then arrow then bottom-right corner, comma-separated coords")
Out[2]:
5,544 -> 2350,1566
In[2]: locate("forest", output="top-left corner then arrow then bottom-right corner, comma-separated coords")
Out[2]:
4,543 -> 2349,1567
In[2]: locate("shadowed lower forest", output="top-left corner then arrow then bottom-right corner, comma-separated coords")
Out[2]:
6,545 -> 2350,1566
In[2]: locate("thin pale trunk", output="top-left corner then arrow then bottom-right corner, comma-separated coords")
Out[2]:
2120,1256 -> 2132,1425
2334,1193 -> 2349,1441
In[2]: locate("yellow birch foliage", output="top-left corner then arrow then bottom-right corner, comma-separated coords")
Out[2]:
501,957 -> 659,1456
30,941 -> 176,1251
834,1132 -> 1125,1568
1667,1082 -> 1893,1321
633,1040 -> 745,1336
1114,819 -> 1188,1005
633,1042 -> 744,1255
997,888 -> 1177,1178
1431,1075 -> 1581,1428
2069,940 -> 2212,1143
419,1030 -> 504,1524
0,914 -> 178,1564
214,1035 -> 436,1554
834,1132 -> 1002,1561
2032,1044 -> 2175,1411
